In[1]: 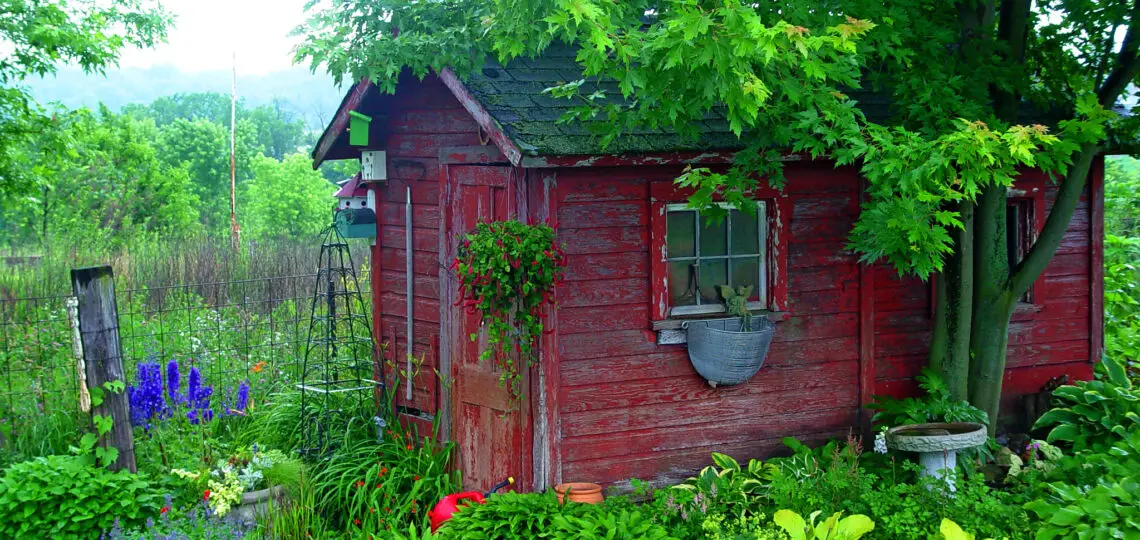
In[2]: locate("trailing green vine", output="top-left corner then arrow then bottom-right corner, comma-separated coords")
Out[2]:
454,220 -> 565,401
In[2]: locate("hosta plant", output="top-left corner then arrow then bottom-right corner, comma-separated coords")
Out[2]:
1032,356 -> 1140,453
773,509 -> 875,540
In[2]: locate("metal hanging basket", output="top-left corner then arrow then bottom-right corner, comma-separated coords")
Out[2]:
684,316 -> 776,387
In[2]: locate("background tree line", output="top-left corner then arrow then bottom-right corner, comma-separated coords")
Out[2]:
0,92 -> 356,247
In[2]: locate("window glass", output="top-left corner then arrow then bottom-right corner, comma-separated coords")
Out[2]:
729,258 -> 761,297
669,261 -> 698,306
665,204 -> 767,311
666,211 -> 695,258
699,218 -> 727,256
730,210 -> 760,254
698,260 -> 727,303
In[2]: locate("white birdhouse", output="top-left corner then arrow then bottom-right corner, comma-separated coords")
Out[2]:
334,175 -> 374,211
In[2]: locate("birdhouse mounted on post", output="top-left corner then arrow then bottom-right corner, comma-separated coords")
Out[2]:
348,110 -> 371,147
333,175 -> 376,239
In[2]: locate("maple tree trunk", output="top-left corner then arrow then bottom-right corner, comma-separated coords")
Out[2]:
929,200 -> 975,402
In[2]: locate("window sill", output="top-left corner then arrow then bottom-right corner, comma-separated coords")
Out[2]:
652,311 -> 790,345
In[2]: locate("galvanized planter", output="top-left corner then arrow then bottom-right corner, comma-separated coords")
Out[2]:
684,316 -> 776,387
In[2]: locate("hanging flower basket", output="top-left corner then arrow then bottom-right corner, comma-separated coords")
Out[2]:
684,316 -> 776,387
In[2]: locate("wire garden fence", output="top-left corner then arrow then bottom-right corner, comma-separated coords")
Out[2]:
0,271 -> 373,461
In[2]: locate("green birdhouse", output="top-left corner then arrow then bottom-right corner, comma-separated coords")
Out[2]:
348,110 -> 371,147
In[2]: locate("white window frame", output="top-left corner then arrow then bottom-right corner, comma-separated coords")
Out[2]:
665,202 -> 768,317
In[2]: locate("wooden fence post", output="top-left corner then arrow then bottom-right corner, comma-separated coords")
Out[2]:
71,266 -> 136,473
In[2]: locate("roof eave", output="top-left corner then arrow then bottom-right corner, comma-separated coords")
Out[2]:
311,79 -> 373,170
437,68 -> 525,167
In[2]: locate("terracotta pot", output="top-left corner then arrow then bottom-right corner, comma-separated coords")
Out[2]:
554,482 -> 603,504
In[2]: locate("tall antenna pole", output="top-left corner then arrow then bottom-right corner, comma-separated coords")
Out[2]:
230,51 -> 241,252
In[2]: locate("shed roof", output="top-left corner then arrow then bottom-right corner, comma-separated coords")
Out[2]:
462,44 -> 895,156
313,44 -> 1098,167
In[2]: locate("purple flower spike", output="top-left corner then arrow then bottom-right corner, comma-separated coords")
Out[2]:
186,366 -> 202,405
236,381 -> 250,412
127,362 -> 168,428
166,360 -> 181,402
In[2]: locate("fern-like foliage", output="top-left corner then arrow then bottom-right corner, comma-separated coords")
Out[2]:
868,369 -> 989,428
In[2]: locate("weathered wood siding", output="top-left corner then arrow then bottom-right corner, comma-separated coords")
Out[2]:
547,162 -> 1099,488
551,162 -> 863,488
366,75 -> 484,420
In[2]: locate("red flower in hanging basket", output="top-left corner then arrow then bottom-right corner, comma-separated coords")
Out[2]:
376,483 -> 383,489
160,506 -> 170,515
203,490 -> 211,501
354,519 -> 361,526
406,443 -> 413,451
355,480 -> 365,488
380,467 -> 388,476
414,475 -> 421,481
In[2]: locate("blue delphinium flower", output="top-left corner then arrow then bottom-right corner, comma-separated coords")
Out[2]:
184,367 -> 213,425
235,381 -> 250,412
166,360 -> 181,403
186,366 -> 202,406
127,362 -> 167,429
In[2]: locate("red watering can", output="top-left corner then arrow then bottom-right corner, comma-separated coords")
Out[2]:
428,477 -> 514,532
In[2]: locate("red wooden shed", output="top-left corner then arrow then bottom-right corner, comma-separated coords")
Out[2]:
311,46 -> 1105,493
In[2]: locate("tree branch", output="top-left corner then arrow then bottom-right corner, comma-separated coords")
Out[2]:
1098,0 -> 1140,107
1010,143 -> 1099,295
1013,1 -> 1140,295
994,0 -> 1032,122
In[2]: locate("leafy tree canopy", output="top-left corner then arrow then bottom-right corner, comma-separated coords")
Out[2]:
241,153 -> 337,239
296,0 -> 1140,422
0,0 -> 170,207
295,0 -> 1136,278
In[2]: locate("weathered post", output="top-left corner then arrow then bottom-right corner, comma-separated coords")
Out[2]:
71,266 -> 136,472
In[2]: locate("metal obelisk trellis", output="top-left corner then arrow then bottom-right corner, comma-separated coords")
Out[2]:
297,226 -> 382,457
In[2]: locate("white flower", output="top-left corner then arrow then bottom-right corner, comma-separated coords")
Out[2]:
874,431 -> 889,454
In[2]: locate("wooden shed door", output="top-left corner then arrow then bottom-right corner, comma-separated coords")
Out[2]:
444,165 -> 529,491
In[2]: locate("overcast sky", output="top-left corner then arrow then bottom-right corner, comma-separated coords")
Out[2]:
117,0 -> 312,75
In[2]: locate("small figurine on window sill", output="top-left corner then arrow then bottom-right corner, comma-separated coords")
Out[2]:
718,285 -> 754,331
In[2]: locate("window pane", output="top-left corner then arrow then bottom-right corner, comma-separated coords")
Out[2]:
669,261 -> 697,306
666,211 -> 695,258
699,216 -> 727,256
730,258 -> 760,299
730,210 -> 760,254
1006,204 -> 1021,268
698,260 -> 727,304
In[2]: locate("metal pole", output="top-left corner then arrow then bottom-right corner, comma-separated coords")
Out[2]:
229,51 -> 241,252
405,187 -> 414,401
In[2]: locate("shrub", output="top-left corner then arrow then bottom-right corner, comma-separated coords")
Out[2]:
115,499 -> 255,540
1033,355 -> 1140,454
436,491 -> 675,539
859,467 -> 1031,539
767,437 -> 875,517
0,455 -> 162,538
655,452 -> 778,535
434,491 -> 593,538
1024,430 -> 1140,539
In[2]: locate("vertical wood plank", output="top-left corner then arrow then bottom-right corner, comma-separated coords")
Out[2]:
71,266 -> 136,473
438,164 -> 453,444
371,187 -> 385,407
859,262 -> 876,436
770,195 -> 794,311
532,169 -> 561,490
648,197 -> 669,320
1090,155 -> 1105,365
858,176 -> 876,437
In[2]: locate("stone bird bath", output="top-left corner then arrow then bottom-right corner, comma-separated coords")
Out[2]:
886,422 -> 987,491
